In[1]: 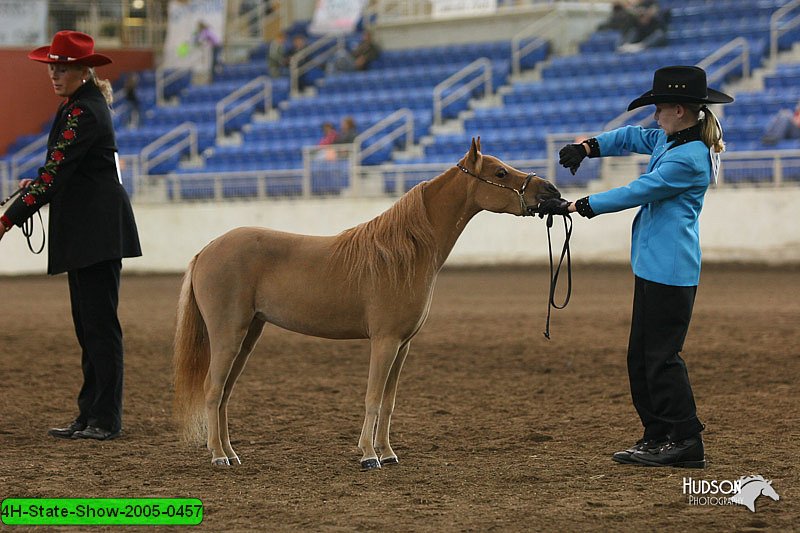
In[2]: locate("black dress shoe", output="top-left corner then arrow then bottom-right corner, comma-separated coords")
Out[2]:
73,426 -> 121,441
612,438 -> 667,465
48,420 -> 86,439
631,435 -> 705,468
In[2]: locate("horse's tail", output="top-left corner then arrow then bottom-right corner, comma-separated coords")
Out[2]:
173,254 -> 210,444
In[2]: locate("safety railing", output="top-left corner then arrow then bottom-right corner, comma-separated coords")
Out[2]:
166,168 -> 303,202
289,34 -> 344,96
216,76 -> 272,141
771,0 -> 800,62
511,10 -> 558,77
140,122 -> 198,176
718,149 -> 800,186
697,37 -> 750,87
9,134 -> 47,183
433,58 -> 493,125
155,67 -> 192,106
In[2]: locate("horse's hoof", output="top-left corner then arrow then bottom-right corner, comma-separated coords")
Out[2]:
211,457 -> 230,466
380,456 -> 399,466
360,458 -> 381,471
228,455 -> 241,465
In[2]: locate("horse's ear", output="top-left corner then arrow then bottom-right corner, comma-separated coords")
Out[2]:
468,137 -> 483,174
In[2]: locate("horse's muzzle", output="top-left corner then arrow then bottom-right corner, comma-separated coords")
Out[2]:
526,181 -> 562,216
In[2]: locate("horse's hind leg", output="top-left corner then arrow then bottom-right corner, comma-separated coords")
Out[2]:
219,318 -> 265,465
358,337 -> 400,471
205,321 -> 251,466
375,341 -> 411,466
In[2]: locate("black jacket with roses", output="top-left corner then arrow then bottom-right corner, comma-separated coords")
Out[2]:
3,81 -> 141,274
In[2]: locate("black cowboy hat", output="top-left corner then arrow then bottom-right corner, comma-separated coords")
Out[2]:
627,65 -> 733,111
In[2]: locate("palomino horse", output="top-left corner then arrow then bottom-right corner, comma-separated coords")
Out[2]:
174,138 -> 560,469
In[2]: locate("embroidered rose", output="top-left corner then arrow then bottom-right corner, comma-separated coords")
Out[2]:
41,172 -> 53,184
70,107 -> 83,117
62,129 -> 75,141
52,150 -> 64,162
23,195 -> 36,206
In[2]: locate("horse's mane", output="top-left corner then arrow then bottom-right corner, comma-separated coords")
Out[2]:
739,475 -> 767,486
329,180 -> 439,288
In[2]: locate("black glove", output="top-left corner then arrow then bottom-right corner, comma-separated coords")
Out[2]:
559,144 -> 587,175
536,197 -> 571,217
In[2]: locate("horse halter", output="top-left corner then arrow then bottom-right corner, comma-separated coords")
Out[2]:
456,163 -> 537,216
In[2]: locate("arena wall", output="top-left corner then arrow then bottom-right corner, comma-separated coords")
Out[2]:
2,186 -> 798,276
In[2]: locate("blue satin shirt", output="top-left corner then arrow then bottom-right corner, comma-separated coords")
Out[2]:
587,125 -> 712,286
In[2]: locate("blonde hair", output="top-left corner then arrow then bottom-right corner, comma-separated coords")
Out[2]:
87,67 -> 114,105
685,103 -> 725,154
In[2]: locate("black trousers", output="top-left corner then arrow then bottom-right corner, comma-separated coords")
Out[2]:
67,259 -> 124,433
627,276 -> 703,442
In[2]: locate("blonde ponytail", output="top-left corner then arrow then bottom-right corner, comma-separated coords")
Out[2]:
88,67 -> 114,106
686,103 -> 725,153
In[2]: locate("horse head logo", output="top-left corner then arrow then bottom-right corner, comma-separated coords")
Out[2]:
729,475 -> 780,512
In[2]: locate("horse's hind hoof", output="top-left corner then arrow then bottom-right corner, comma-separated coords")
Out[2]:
380,456 -> 399,466
360,458 -> 381,471
211,457 -> 230,466
229,455 -> 241,465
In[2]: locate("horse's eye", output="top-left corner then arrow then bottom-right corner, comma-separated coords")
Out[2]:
495,168 -> 508,179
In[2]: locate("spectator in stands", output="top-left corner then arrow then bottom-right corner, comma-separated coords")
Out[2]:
195,20 -> 223,79
598,0 -> 640,32
124,72 -> 140,128
268,32 -> 289,78
617,0 -> 670,53
542,66 -> 734,469
326,31 -> 380,74
317,122 -> 338,145
336,116 -> 358,143
289,34 -> 311,91
0,31 -> 141,441
761,101 -> 800,145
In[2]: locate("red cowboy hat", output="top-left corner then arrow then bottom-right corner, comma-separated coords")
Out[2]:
28,30 -> 112,67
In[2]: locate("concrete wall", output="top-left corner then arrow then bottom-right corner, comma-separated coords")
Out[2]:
2,186 -> 799,276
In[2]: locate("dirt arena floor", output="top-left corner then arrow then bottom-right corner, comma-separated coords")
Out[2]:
0,264 -> 797,532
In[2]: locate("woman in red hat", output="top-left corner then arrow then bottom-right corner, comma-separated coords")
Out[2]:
0,31 -> 141,441
538,65 -> 733,468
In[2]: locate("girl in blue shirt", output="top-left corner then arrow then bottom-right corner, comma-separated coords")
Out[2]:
552,66 -> 733,468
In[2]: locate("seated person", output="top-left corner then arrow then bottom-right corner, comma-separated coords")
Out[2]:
326,31 -> 380,74
617,0 -> 670,53
762,102 -> 800,145
317,122 -> 338,146
335,116 -> 357,144
267,32 -> 289,78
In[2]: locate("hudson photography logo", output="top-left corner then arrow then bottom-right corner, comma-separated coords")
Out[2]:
683,475 -> 780,512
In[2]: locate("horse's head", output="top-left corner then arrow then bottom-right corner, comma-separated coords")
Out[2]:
457,137 -> 561,216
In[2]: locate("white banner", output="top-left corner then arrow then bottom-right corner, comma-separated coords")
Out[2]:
0,0 -> 47,45
309,0 -> 367,36
432,0 -> 497,19
163,0 -> 226,73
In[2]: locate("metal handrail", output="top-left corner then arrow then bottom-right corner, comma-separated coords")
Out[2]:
697,37 -> 750,85
9,134 -> 47,183
155,67 -> 191,106
0,160 -> 9,200
353,108 -> 415,165
433,58 -> 493,125
140,122 -> 198,176
771,0 -> 800,62
289,34 -> 344,96
604,38 -> 750,131
215,76 -> 272,140
511,10 -> 558,77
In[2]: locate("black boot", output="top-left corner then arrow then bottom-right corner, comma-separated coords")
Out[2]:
48,419 -> 86,439
631,435 -> 705,468
612,438 -> 667,465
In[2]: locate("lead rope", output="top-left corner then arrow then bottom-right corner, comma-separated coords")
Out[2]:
543,212 -> 572,339
22,211 -> 46,254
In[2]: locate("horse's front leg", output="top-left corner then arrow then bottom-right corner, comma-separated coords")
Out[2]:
375,341 -> 411,466
358,337 -> 400,471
